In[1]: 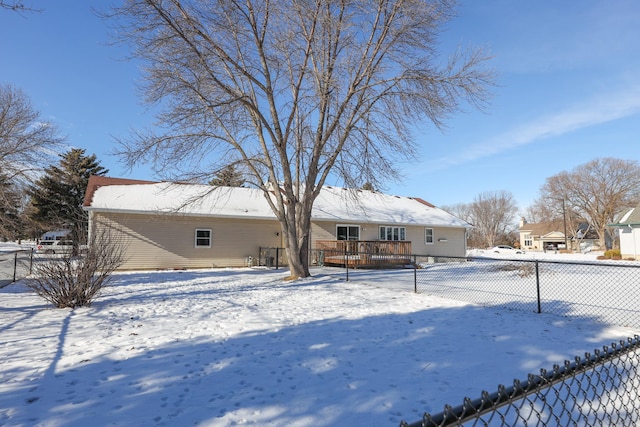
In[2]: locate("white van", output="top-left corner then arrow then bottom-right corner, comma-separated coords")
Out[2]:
36,240 -> 74,254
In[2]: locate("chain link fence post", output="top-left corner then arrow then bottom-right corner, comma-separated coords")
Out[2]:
13,251 -> 18,283
535,260 -> 541,314
344,247 -> 349,281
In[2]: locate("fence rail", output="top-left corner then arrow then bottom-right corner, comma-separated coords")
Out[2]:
400,335 -> 640,426
0,249 -> 33,288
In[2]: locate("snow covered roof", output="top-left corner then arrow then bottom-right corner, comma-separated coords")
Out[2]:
84,178 -> 469,228
312,186 -> 468,227
85,181 -> 275,219
519,220 -> 565,236
610,203 -> 640,227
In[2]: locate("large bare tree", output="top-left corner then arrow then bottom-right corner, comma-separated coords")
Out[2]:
469,190 -> 518,248
539,158 -> 640,249
526,193 -> 584,247
0,84 -> 63,184
524,197 -> 557,224
109,0 -> 493,278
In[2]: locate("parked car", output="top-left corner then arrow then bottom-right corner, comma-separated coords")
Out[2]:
36,240 -> 74,254
491,245 -> 525,254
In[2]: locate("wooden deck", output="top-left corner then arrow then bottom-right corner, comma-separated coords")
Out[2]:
315,240 -> 412,268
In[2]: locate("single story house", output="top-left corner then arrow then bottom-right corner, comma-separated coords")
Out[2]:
519,217 -> 602,252
608,202 -> 640,260
83,176 -> 471,270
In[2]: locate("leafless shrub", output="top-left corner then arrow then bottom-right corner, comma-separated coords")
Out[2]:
492,262 -> 539,278
491,263 -> 520,272
517,263 -> 536,278
27,227 -> 124,308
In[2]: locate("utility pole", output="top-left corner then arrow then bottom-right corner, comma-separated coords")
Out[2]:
562,198 -> 569,250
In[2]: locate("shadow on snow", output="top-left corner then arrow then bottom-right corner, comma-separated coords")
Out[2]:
0,269 -> 629,426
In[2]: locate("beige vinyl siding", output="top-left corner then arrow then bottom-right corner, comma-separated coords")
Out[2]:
310,222 -> 336,244
407,226 -> 467,257
92,212 -> 281,270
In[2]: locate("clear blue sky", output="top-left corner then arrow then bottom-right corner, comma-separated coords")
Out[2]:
2,1 -> 640,213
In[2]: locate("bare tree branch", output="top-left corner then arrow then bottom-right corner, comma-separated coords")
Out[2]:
0,84 -> 64,184
0,1 -> 41,13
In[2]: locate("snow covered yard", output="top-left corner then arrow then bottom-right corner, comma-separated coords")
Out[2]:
1,267 -> 639,426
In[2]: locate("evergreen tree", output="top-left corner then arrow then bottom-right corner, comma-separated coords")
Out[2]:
0,174 -> 23,241
20,200 -> 45,241
208,164 -> 245,187
29,149 -> 108,250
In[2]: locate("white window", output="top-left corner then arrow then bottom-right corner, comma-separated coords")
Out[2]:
336,225 -> 360,240
524,235 -> 533,247
379,226 -> 406,241
195,229 -> 212,248
425,228 -> 434,244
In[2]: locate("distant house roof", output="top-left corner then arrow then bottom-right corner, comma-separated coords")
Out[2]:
609,202 -> 640,227
84,177 -> 470,228
521,219 -> 599,239
519,220 -> 565,237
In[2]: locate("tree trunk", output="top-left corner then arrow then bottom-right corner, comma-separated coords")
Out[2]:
598,226 -> 611,250
285,235 -> 310,279
280,193 -> 313,279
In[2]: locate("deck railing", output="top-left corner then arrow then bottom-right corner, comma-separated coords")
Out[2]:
314,240 -> 412,268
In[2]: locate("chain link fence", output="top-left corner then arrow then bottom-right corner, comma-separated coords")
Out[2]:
0,249 -> 33,288
311,251 -> 640,426
313,251 -> 640,329
401,335 -> 640,426
257,247 -> 286,268
414,255 -> 640,329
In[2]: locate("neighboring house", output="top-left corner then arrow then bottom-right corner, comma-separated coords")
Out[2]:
608,202 -> 640,260
519,217 -> 601,252
519,218 -> 567,252
573,222 -> 603,252
83,176 -> 470,270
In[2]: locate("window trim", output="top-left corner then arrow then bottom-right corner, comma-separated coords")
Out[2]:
195,228 -> 212,248
336,224 -> 360,240
425,227 -> 434,245
379,225 -> 406,241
